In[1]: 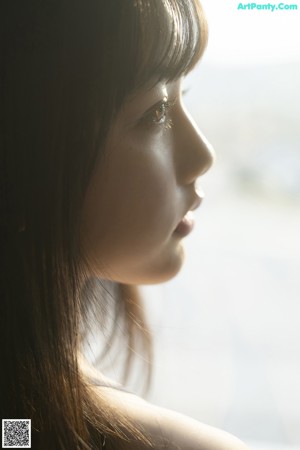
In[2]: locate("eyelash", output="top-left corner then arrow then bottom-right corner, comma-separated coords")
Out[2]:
142,99 -> 176,130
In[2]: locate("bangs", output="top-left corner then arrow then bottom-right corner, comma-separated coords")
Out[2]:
75,0 -> 209,162
133,0 -> 208,86
109,0 -> 208,101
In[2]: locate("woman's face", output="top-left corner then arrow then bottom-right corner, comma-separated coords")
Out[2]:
80,78 -> 215,284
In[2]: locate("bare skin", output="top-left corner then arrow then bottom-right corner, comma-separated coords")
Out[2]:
80,80 -> 250,449
80,78 -> 215,284
89,383 -> 251,450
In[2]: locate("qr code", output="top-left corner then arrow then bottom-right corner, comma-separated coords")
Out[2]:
2,420 -> 31,448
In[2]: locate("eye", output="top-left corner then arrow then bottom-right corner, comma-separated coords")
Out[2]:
153,102 -> 169,125
141,97 -> 176,130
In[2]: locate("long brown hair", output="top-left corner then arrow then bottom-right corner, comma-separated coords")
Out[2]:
0,0 -> 208,448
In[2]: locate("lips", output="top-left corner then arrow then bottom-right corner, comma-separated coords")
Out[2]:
174,211 -> 195,237
190,194 -> 202,211
174,190 -> 204,237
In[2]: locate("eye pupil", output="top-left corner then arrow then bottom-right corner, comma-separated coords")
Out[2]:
141,99 -> 175,129
155,104 -> 166,123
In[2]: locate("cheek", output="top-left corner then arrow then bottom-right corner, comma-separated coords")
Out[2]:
118,154 -> 176,234
105,135 -> 176,233
81,137 -> 177,262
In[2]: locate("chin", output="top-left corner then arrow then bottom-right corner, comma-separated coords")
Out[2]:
90,243 -> 186,285
141,245 -> 186,285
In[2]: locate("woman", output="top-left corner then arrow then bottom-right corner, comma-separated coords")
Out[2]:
0,0 -> 250,448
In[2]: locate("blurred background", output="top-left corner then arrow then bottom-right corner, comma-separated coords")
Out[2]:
143,1 -> 300,449
85,1 -> 300,449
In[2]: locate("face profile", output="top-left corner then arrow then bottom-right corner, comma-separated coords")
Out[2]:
1,2 -> 251,449
80,78 -> 215,285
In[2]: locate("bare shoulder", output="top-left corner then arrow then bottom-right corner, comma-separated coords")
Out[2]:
91,385 -> 251,450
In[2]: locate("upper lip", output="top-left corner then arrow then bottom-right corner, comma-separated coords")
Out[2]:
174,189 -> 205,231
190,189 -> 205,211
190,196 -> 202,211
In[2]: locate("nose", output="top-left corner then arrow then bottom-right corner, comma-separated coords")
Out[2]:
174,106 -> 215,185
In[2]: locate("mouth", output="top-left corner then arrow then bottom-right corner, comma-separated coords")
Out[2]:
173,191 -> 204,238
174,210 -> 195,237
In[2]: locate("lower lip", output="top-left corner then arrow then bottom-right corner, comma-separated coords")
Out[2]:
174,211 -> 195,237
